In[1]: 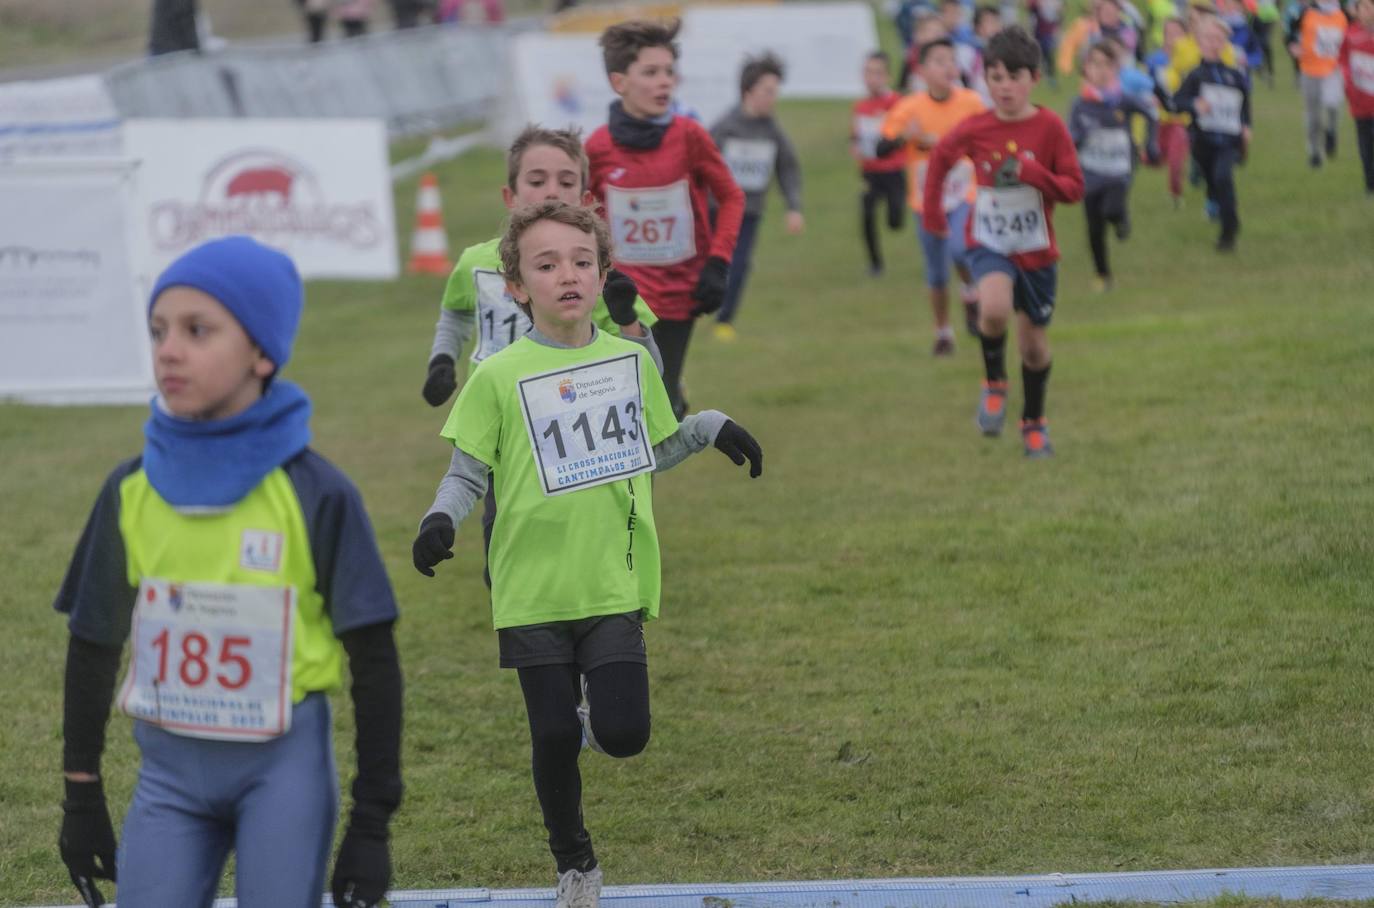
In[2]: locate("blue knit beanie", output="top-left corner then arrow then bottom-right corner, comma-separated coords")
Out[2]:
149,236 -> 303,373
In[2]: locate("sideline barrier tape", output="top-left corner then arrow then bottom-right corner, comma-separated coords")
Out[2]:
28,864 -> 1374,908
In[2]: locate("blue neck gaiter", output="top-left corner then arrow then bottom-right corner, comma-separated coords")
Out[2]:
143,380 -> 313,510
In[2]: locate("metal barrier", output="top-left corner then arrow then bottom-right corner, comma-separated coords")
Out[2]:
102,24 -> 518,137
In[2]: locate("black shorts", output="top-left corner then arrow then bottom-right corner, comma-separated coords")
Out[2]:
498,611 -> 647,670
862,169 -> 906,205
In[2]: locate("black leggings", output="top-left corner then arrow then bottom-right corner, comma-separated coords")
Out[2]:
518,661 -> 651,873
1083,181 -> 1129,279
1193,139 -> 1241,241
860,170 -> 907,270
651,318 -> 694,419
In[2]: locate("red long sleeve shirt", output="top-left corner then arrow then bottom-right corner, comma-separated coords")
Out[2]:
1340,23 -> 1374,119
922,107 -> 1084,272
587,116 -> 745,321
852,93 -> 907,174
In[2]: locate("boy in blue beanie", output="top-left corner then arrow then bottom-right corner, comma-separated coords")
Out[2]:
54,236 -> 403,908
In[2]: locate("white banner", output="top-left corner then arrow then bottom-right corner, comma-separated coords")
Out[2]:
0,160 -> 153,405
123,119 -> 399,279
500,2 -> 877,143
0,75 -> 123,160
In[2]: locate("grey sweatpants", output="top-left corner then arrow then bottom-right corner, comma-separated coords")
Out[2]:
1301,73 -> 1343,157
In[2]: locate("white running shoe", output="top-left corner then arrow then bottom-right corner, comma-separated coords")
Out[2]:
576,674 -> 604,754
556,866 -> 602,908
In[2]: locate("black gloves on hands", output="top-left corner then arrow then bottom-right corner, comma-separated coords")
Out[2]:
422,355 -> 457,407
714,420 -> 764,478
412,513 -> 455,577
60,779 -> 117,908
690,256 -> 730,317
602,269 -> 640,327
331,816 -> 391,908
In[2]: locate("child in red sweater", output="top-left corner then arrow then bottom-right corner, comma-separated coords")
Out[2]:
1341,0 -> 1374,194
923,26 -> 1084,458
586,18 -> 746,418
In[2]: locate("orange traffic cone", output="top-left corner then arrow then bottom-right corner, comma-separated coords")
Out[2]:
407,172 -> 452,275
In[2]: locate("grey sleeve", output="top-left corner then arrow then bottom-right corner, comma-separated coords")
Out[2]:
424,447 -> 490,526
774,125 -> 804,213
430,308 -> 474,363
653,409 -> 729,473
623,329 -> 665,375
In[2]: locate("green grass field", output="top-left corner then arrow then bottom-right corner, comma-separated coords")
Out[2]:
3,52 -> 1374,908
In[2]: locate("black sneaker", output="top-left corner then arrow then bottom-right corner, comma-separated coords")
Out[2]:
1216,234 -> 1237,253
1325,129 -> 1337,159
1114,215 -> 1131,241
932,336 -> 955,357
1310,153 -> 1322,169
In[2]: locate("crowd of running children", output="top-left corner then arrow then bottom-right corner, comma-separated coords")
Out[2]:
49,4 -> 1372,908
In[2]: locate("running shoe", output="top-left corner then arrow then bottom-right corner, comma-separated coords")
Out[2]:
577,675 -> 604,754
1325,129 -> 1337,159
1021,418 -> 1054,458
932,335 -> 955,356
1204,199 -> 1220,221
976,381 -> 1008,437
556,867 -> 603,908
713,322 -> 738,343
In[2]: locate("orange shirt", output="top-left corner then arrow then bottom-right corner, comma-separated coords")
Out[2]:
1300,6 -> 1348,77
881,87 -> 987,213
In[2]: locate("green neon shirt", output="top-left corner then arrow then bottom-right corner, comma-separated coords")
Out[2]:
440,237 -> 658,337
440,330 -> 678,629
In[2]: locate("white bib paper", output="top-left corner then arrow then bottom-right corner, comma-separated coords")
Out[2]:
1352,51 -> 1374,95
518,353 -> 656,497
1197,83 -> 1244,135
918,159 -> 976,212
118,579 -> 295,742
606,181 -> 696,266
1316,25 -> 1344,58
473,269 -> 532,363
973,185 -> 1049,255
854,114 -> 885,159
722,138 -> 777,193
1079,128 -> 1133,177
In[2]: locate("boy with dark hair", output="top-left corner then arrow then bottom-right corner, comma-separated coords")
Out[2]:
1069,40 -> 1158,290
1162,14 -> 1252,249
587,18 -> 746,418
923,26 -> 1084,458
709,51 -> 804,340
879,37 -> 987,352
853,50 -> 908,276
1290,0 -> 1347,166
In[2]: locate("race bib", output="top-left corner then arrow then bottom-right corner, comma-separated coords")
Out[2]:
1078,127 -> 1133,177
973,185 -> 1049,255
118,579 -> 295,742
854,114 -> 885,159
1352,51 -> 1374,94
1197,83 -> 1243,135
606,181 -> 696,266
518,353 -> 656,497
723,137 -> 777,192
1315,25 -> 1344,58
473,269 -> 531,363
917,159 -> 976,212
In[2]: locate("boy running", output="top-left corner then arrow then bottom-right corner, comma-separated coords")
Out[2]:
1148,18 -> 1194,206
56,236 -> 402,908
709,52 -> 805,341
412,201 -> 763,908
923,26 -> 1085,458
1163,14 -> 1253,249
878,37 -> 988,352
586,19 -> 745,419
1340,0 -> 1374,194
1290,0 -> 1348,166
1070,40 -> 1158,290
853,51 -> 909,276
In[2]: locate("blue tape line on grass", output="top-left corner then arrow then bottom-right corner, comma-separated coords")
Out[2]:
29,864 -> 1374,908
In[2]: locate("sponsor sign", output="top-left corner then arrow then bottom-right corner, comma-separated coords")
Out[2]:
124,119 -> 398,279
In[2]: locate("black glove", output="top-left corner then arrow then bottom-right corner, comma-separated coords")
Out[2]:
59,778 -> 117,908
421,354 -> 457,407
713,420 -> 763,478
602,269 -> 640,327
412,513 -> 455,577
331,816 -> 391,908
690,256 -> 730,317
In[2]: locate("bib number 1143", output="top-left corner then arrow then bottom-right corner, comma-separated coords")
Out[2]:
519,353 -> 656,496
